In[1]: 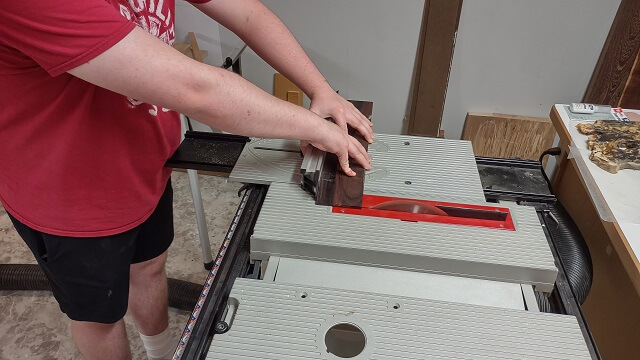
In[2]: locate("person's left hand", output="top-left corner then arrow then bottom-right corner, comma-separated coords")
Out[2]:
309,88 -> 374,143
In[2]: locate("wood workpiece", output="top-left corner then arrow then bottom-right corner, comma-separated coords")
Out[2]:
314,101 -> 372,208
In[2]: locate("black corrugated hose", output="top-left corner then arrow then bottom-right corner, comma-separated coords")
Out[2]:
0,264 -> 202,312
539,147 -> 593,305
166,278 -> 202,311
544,201 -> 593,305
535,290 -> 552,312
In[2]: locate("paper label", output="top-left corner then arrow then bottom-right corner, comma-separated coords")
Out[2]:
611,107 -> 629,122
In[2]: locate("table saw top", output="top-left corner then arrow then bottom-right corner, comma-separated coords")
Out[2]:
230,134 -> 558,292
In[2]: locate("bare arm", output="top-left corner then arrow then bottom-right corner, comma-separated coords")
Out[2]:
68,27 -> 370,175
193,0 -> 374,142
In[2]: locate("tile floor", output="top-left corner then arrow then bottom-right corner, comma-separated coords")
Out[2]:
0,172 -> 241,359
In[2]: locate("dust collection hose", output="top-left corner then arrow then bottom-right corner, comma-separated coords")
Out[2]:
539,148 -> 592,305
544,202 -> 593,305
0,264 -> 202,312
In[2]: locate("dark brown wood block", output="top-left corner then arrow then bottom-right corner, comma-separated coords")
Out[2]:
350,100 -> 373,119
314,100 -> 372,208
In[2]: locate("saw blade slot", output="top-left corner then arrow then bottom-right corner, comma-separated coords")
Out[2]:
333,194 -> 515,230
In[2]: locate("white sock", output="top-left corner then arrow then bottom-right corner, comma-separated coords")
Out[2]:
139,327 -> 175,360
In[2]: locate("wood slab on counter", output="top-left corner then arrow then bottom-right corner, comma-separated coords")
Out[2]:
576,120 -> 640,173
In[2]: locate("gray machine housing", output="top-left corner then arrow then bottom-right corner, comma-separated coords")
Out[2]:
204,134 -> 592,359
232,134 -> 557,292
252,182 -> 557,292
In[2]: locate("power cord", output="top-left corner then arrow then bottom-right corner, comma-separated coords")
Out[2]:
539,147 -> 562,189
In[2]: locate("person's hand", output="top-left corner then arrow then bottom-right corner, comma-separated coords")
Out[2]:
309,121 -> 372,176
309,88 -> 374,143
300,140 -> 311,156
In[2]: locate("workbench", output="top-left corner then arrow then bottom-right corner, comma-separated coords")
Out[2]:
550,104 -> 640,360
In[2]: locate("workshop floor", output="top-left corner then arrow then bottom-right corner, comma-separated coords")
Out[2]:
0,172 -> 242,360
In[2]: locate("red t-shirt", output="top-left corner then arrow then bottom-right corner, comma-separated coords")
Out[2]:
0,0 -> 209,237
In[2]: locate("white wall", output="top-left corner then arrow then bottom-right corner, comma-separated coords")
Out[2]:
174,3 -> 245,131
241,0 -> 425,135
176,1 -> 618,138
441,0 -> 620,140
174,2 -> 223,67
174,3 -> 246,68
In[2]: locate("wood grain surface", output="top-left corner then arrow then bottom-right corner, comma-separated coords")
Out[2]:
583,0 -> 640,106
407,0 -> 463,137
315,101 -> 373,208
619,49 -> 640,108
462,113 -> 556,164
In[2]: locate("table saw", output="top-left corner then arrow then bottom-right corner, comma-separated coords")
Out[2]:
168,102 -> 599,359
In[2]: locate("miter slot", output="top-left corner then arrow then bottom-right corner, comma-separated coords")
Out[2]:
252,146 -> 300,153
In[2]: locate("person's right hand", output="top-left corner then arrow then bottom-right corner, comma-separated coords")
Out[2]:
309,121 -> 372,176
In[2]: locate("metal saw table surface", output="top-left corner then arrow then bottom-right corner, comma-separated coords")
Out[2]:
230,134 -> 487,202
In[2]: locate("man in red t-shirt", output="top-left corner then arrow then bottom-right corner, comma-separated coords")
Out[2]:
0,1 -> 373,359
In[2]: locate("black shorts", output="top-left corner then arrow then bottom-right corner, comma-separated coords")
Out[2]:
8,180 -> 174,324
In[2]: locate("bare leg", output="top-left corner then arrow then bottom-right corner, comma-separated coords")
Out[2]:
128,250 -> 169,336
71,319 -> 132,360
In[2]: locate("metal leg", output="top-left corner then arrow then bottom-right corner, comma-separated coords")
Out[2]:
181,114 -> 213,270
231,56 -> 241,75
187,169 -> 214,270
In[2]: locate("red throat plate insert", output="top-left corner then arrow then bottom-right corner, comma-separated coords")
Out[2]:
332,194 -> 515,231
